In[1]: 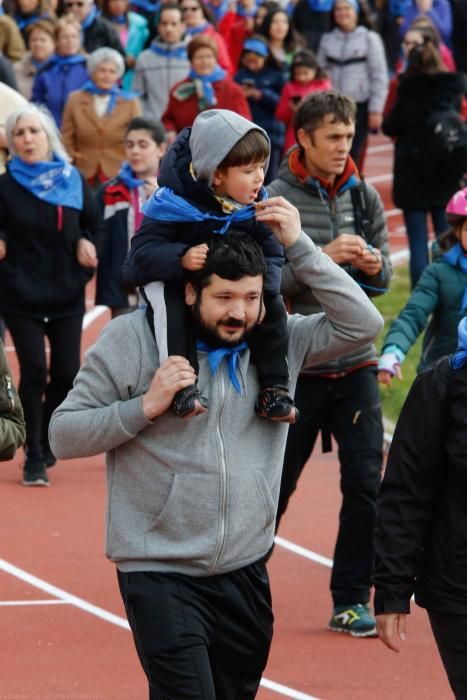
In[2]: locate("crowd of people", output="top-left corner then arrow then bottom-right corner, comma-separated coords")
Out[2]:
0,0 -> 467,695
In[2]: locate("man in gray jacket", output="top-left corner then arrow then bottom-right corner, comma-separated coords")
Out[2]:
49,195 -> 383,698
268,89 -> 391,638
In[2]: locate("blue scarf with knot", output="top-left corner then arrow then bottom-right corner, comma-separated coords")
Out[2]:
149,42 -> 188,59
197,340 -> 247,393
142,185 -> 267,233
82,79 -> 138,114
443,242 -> 467,313
118,161 -> 145,190
81,4 -> 99,30
51,54 -> 87,71
449,316 -> 467,370
8,155 -> 83,210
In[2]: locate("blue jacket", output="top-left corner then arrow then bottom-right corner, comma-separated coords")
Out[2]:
122,128 -> 284,295
234,67 -> 285,148
32,57 -> 89,126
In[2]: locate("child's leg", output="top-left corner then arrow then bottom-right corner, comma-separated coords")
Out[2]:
142,282 -> 207,418
249,294 -> 298,424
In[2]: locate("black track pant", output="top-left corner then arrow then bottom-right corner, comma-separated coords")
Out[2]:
429,610 -> 467,700
3,313 -> 83,459
117,560 -> 274,700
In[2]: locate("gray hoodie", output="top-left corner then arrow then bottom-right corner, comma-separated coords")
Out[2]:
49,233 -> 383,577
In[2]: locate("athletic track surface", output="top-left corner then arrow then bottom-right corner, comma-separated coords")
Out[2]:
1,135 -> 451,699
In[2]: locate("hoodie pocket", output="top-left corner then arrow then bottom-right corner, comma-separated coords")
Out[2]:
144,473 -> 221,565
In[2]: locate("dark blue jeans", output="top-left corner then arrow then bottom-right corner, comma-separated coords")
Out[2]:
276,367 -> 383,606
403,207 -> 449,288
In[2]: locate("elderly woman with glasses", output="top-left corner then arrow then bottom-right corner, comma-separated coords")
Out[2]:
162,34 -> 250,143
32,15 -> 89,126
61,46 -> 142,185
0,103 -> 98,486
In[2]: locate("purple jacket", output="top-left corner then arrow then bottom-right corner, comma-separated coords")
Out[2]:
400,0 -> 453,46
32,56 -> 89,126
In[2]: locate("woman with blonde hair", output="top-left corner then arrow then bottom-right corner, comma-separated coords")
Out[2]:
61,46 -> 141,185
0,104 -> 98,486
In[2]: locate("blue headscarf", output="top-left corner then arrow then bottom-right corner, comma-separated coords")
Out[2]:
443,242 -> 467,313
81,79 -> 139,114
449,317 -> 467,370
142,185 -> 267,233
197,340 -> 248,393
118,161 -> 145,190
8,155 -> 83,210
149,42 -> 188,59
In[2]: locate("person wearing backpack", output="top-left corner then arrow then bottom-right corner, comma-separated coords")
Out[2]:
267,89 -> 392,638
382,40 -> 466,288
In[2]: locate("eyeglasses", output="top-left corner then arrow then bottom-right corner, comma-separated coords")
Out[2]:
402,40 -> 422,48
181,5 -> 200,12
65,1 -> 86,7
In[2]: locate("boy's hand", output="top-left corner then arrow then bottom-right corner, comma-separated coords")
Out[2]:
142,356 -> 197,419
181,244 -> 209,271
255,196 -> 301,248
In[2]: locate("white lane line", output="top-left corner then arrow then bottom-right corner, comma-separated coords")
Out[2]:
0,599 -> 69,606
274,537 -> 333,568
0,558 -> 321,700
366,174 -> 392,185
366,144 -> 392,154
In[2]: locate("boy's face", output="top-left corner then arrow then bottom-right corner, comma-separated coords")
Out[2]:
125,129 -> 166,177
212,161 -> 266,205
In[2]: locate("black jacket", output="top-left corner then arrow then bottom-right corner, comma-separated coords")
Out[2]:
122,127 -> 284,296
0,170 -> 98,318
83,16 -> 124,57
374,357 -> 467,615
382,72 -> 466,210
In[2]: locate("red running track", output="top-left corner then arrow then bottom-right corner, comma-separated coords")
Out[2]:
0,136 -> 451,699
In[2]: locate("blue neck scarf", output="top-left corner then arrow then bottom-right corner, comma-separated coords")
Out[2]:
16,12 -> 47,30
81,4 -> 98,30
188,65 -> 226,106
118,161 -> 145,190
52,54 -> 87,70
130,0 -> 160,12
109,13 -> 127,23
450,317 -> 467,370
143,185 -> 267,233
185,22 -> 209,36
82,79 -> 138,114
197,340 -> 247,393
8,155 -> 83,210
31,55 -> 54,69
150,42 -> 188,59
443,242 -> 467,313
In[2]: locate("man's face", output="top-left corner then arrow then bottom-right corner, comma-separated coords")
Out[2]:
158,9 -> 185,43
212,161 -> 266,205
185,273 -> 263,347
297,115 -> 355,181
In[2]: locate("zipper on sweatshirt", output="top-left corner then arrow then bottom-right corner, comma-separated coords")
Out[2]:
209,369 -> 229,573
5,375 -> 15,411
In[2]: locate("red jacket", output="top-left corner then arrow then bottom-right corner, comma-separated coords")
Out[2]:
161,76 -> 252,133
219,11 -> 254,70
275,78 -> 332,152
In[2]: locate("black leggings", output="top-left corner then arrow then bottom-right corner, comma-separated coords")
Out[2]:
3,314 -> 83,460
429,610 -> 467,699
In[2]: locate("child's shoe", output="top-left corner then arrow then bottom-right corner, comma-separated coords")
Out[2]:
255,387 -> 299,424
173,384 -> 208,419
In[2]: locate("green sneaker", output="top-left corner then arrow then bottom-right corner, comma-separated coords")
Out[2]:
329,603 -> 377,638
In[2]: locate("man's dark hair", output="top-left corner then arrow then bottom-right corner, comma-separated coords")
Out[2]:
293,90 -> 356,143
188,231 -> 267,293
125,117 -> 166,144
217,130 -> 270,171
158,3 -> 183,21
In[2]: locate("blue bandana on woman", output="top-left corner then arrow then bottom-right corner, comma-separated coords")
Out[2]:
81,79 -> 138,114
185,22 -> 210,37
109,13 -> 127,24
8,155 -> 83,210
51,54 -> 87,71
16,12 -> 49,30
143,184 -> 267,233
81,3 -> 99,30
450,317 -> 467,370
443,242 -> 467,313
174,65 -> 226,110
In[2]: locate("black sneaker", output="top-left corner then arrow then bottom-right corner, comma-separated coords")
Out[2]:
255,387 -> 299,424
22,459 -> 49,487
173,384 -> 208,419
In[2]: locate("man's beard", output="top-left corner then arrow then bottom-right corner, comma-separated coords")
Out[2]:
191,299 -> 256,349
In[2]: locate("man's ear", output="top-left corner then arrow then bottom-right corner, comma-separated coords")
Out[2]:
296,127 -> 310,150
185,281 -> 197,306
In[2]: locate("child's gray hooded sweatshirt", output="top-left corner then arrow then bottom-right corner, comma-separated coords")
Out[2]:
49,233 -> 383,577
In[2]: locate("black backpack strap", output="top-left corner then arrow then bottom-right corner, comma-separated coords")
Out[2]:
350,179 -> 371,242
